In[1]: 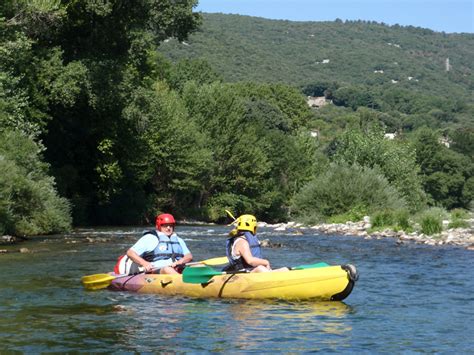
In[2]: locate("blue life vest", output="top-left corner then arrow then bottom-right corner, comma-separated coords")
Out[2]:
225,231 -> 262,270
141,230 -> 184,262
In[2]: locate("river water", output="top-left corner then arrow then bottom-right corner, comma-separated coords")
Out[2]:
1,225 -> 473,353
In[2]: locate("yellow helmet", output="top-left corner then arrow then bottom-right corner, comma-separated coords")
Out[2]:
236,214 -> 257,234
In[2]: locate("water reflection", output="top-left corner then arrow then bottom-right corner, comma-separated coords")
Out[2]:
224,299 -> 353,350
101,296 -> 353,352
0,300 -> 134,352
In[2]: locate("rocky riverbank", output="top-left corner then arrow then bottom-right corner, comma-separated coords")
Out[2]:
2,217 -> 474,251
260,217 -> 474,250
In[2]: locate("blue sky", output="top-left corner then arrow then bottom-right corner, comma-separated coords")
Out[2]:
195,0 -> 473,34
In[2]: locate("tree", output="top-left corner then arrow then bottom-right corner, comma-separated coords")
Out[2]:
331,86 -> 380,110
166,58 -> 222,92
412,127 -> 473,209
0,130 -> 71,235
181,82 -> 272,216
449,128 -> 474,157
0,0 -> 202,224
231,82 -> 313,132
122,83 -> 212,219
327,124 -> 426,211
181,81 -> 317,221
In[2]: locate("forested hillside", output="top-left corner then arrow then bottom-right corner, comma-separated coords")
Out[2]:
160,14 -> 474,133
160,14 -> 473,102
1,4 -> 472,236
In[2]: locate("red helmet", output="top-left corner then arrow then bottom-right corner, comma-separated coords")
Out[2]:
156,213 -> 176,230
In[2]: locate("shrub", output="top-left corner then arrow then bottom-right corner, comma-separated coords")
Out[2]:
328,205 -> 367,223
417,207 -> 446,235
371,209 -> 395,228
448,219 -> 469,229
370,208 -> 412,232
394,209 -> 412,231
450,208 -> 468,220
448,208 -> 470,229
327,126 -> 426,211
291,163 -> 406,222
420,215 -> 443,235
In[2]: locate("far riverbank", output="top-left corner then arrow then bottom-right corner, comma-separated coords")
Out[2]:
2,217 -> 474,251
260,218 -> 474,250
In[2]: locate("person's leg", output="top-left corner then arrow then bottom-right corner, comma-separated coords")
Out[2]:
160,266 -> 179,274
250,265 -> 270,273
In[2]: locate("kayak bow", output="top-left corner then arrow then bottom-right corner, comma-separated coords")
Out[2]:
81,256 -> 229,290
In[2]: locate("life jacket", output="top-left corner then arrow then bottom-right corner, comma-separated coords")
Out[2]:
113,230 -> 184,275
141,230 -> 184,262
225,231 -> 262,271
114,254 -> 142,275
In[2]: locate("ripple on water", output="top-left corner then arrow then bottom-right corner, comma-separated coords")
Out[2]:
1,225 -> 473,352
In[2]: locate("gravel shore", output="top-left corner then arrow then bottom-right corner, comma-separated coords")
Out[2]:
260,218 -> 474,250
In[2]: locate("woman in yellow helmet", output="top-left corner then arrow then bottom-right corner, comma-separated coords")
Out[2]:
225,214 -> 287,273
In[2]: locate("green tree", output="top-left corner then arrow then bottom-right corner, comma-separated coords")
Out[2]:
449,128 -> 474,157
0,19 -> 48,136
231,82 -> 313,132
122,82 -> 213,218
1,0 -> 202,224
166,58 -> 222,92
463,177 -> 474,208
327,124 -> 426,211
0,130 -> 71,235
330,85 -> 380,110
182,81 -> 317,221
412,128 -> 473,209
291,163 -> 406,223
182,82 -> 272,216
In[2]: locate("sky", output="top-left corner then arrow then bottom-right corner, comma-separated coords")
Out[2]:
195,0 -> 474,34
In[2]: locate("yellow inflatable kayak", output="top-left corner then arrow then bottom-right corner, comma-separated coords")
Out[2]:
105,263 -> 358,301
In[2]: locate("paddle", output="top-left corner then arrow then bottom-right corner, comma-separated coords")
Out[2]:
81,256 -> 229,290
182,265 -> 236,284
182,262 -> 330,284
192,256 -> 228,266
225,209 -> 237,221
81,273 -> 120,290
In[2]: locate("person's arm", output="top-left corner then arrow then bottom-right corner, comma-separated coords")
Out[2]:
171,238 -> 193,267
126,234 -> 158,272
126,248 -> 154,272
236,239 -> 270,269
172,253 -> 193,267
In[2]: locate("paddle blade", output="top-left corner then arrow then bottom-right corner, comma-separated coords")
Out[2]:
182,265 -> 223,284
291,262 -> 330,271
81,273 -> 116,290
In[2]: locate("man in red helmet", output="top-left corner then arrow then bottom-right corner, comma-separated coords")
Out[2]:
116,213 -> 193,275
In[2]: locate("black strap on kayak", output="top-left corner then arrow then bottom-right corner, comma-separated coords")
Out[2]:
217,273 -> 238,298
121,270 -> 149,290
